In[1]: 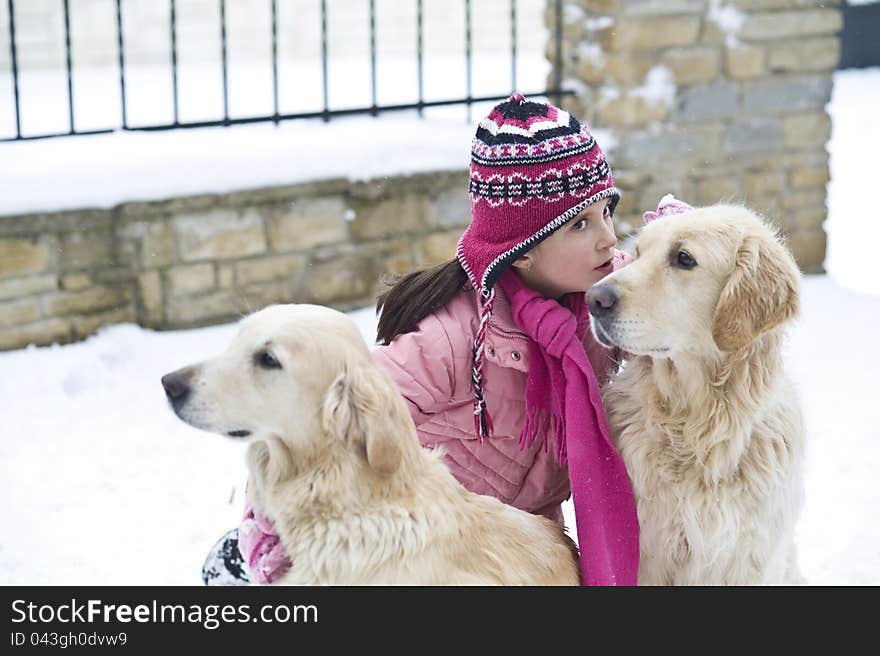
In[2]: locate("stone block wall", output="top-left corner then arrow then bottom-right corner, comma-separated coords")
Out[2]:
0,172 -> 469,350
1,1 -> 842,349
550,0 -> 840,272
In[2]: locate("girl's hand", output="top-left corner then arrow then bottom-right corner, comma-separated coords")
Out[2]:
612,249 -> 633,270
643,193 -> 695,224
611,194 -> 695,273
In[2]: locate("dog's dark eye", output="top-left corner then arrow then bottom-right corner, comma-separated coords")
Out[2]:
675,250 -> 697,269
255,351 -> 282,370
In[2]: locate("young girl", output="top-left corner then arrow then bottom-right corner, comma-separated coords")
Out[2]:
202,93 -> 639,586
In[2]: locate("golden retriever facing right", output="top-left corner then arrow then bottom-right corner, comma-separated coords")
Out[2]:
587,204 -> 806,585
162,304 -> 579,585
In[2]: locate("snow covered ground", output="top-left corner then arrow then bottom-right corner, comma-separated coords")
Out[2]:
1,68 -> 879,585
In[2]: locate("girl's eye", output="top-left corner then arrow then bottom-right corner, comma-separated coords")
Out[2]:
603,204 -> 612,218
256,351 -> 282,370
572,219 -> 587,231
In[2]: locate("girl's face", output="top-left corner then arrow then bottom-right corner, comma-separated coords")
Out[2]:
513,198 -> 618,298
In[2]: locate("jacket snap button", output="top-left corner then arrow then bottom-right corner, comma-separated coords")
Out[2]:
487,346 -> 496,357
511,351 -> 521,361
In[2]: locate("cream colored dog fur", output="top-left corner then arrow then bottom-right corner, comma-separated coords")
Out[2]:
164,304 -> 579,585
589,204 -> 806,585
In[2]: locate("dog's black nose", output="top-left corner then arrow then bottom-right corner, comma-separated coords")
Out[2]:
161,371 -> 191,403
587,284 -> 619,318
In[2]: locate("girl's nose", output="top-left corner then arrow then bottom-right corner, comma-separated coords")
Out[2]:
597,220 -> 617,250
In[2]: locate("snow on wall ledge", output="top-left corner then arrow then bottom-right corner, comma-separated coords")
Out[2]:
0,115 -> 474,217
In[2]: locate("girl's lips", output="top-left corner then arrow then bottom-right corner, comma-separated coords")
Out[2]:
594,258 -> 613,273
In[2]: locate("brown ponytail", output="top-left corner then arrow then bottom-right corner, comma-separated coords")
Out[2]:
376,258 -> 470,345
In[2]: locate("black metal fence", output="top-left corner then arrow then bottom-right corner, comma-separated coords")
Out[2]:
2,0 -> 570,143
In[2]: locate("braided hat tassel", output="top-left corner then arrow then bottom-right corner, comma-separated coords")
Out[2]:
457,92 -> 619,442
471,287 -> 495,441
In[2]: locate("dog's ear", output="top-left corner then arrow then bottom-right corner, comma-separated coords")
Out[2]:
321,362 -> 404,475
711,232 -> 800,352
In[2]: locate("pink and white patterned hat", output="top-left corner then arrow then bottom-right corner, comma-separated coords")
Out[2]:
456,93 -> 619,438
457,93 -> 619,297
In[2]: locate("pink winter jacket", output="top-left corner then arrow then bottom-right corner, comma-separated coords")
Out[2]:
372,284 -> 620,524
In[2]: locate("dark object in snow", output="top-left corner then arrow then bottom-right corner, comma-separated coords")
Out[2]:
841,2 -> 880,70
201,528 -> 251,586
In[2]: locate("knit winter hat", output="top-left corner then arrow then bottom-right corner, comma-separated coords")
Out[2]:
456,92 -> 620,438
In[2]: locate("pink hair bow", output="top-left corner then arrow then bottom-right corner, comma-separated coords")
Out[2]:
642,194 -> 694,224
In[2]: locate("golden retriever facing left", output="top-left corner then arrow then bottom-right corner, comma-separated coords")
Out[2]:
587,204 -> 806,585
162,304 -> 579,585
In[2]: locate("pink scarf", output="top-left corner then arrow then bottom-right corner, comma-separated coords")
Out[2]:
498,270 -> 639,586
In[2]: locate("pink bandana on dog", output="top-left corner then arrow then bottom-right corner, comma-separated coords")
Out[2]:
239,495 -> 291,585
